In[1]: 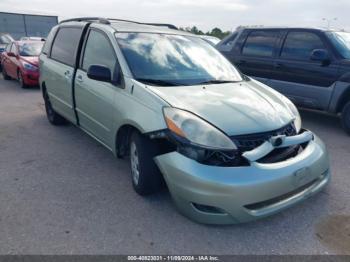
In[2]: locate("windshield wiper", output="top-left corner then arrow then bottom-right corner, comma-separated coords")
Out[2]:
136,78 -> 181,86
196,80 -> 239,85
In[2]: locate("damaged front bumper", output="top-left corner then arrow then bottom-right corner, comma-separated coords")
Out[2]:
154,130 -> 330,224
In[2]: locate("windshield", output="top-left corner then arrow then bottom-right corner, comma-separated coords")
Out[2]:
19,42 -> 44,56
115,33 -> 242,86
202,36 -> 221,46
327,31 -> 350,59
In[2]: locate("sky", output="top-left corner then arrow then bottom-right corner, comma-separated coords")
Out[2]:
0,0 -> 348,32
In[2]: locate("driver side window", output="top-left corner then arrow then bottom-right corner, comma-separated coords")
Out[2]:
281,31 -> 325,60
82,30 -> 117,74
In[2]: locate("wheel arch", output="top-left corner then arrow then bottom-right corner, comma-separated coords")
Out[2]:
328,81 -> 350,113
115,124 -> 142,158
336,86 -> 350,113
41,81 -> 47,99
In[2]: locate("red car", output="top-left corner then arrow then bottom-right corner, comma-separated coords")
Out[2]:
1,40 -> 44,88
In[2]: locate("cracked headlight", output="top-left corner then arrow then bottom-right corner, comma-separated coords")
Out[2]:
163,107 -> 237,150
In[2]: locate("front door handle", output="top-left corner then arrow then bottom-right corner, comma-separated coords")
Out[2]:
64,70 -> 71,79
274,63 -> 284,69
76,75 -> 83,83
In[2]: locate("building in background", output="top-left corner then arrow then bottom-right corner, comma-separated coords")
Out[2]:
0,12 -> 58,39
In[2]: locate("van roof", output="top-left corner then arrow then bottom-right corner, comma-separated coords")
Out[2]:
59,17 -> 193,35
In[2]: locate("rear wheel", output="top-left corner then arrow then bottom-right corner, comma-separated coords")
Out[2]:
129,131 -> 164,195
43,88 -> 67,125
341,101 -> 350,135
2,67 -> 11,80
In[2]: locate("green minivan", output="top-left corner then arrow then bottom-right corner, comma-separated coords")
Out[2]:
39,18 -> 330,224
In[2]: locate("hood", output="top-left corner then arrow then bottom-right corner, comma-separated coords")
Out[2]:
20,56 -> 39,66
148,80 -> 294,136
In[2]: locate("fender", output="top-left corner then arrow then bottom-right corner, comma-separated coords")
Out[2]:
328,72 -> 350,113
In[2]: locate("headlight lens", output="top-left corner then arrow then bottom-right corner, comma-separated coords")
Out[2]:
23,62 -> 38,71
282,96 -> 302,133
163,107 -> 237,150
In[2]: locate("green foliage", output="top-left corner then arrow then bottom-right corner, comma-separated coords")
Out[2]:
179,26 -> 231,39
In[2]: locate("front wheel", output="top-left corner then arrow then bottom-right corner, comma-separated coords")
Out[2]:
18,71 -> 27,89
129,131 -> 164,195
341,101 -> 350,135
43,89 -> 67,125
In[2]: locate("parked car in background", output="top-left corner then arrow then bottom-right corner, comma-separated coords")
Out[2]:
1,40 -> 44,88
199,35 -> 221,46
20,36 -> 46,41
0,33 -> 15,71
217,27 -> 350,134
39,18 -> 329,224
0,33 -> 14,53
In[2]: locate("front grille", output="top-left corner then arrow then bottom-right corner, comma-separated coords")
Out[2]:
257,145 -> 301,163
231,123 -> 297,152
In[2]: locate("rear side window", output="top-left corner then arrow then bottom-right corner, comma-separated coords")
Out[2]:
242,30 -> 278,57
51,27 -> 82,66
82,30 -> 116,72
281,31 -> 325,60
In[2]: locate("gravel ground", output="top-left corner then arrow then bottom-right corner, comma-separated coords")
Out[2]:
0,76 -> 349,255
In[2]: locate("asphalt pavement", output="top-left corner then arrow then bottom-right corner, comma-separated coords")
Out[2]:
0,76 -> 349,255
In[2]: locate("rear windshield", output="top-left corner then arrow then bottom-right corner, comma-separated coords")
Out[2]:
19,42 -> 44,56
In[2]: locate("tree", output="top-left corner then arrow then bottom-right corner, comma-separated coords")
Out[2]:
179,26 -> 231,39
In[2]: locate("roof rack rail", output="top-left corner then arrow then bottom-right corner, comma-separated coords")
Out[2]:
107,19 -> 178,30
59,17 -> 110,25
59,17 -> 178,30
143,23 -> 178,30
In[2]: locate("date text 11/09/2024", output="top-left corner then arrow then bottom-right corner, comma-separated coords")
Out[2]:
127,255 -> 219,261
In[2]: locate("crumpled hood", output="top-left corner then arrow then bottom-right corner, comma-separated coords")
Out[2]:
148,80 -> 294,136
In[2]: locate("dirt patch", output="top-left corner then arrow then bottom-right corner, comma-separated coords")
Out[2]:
315,215 -> 350,254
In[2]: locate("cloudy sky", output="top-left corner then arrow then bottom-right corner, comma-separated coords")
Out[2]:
0,0 -> 348,32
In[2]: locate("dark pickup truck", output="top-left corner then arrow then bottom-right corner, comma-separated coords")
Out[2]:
217,27 -> 350,134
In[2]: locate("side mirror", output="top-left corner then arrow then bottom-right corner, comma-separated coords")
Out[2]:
7,52 -> 16,57
310,49 -> 330,64
87,65 -> 112,83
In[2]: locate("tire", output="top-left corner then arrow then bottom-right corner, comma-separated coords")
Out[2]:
2,67 -> 11,80
341,101 -> 350,135
43,88 -> 67,125
129,131 -> 164,195
18,71 -> 27,89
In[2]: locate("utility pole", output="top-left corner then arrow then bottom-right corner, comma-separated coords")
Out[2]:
322,18 -> 337,29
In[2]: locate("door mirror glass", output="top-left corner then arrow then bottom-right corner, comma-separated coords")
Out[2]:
87,65 -> 112,83
310,49 -> 329,62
